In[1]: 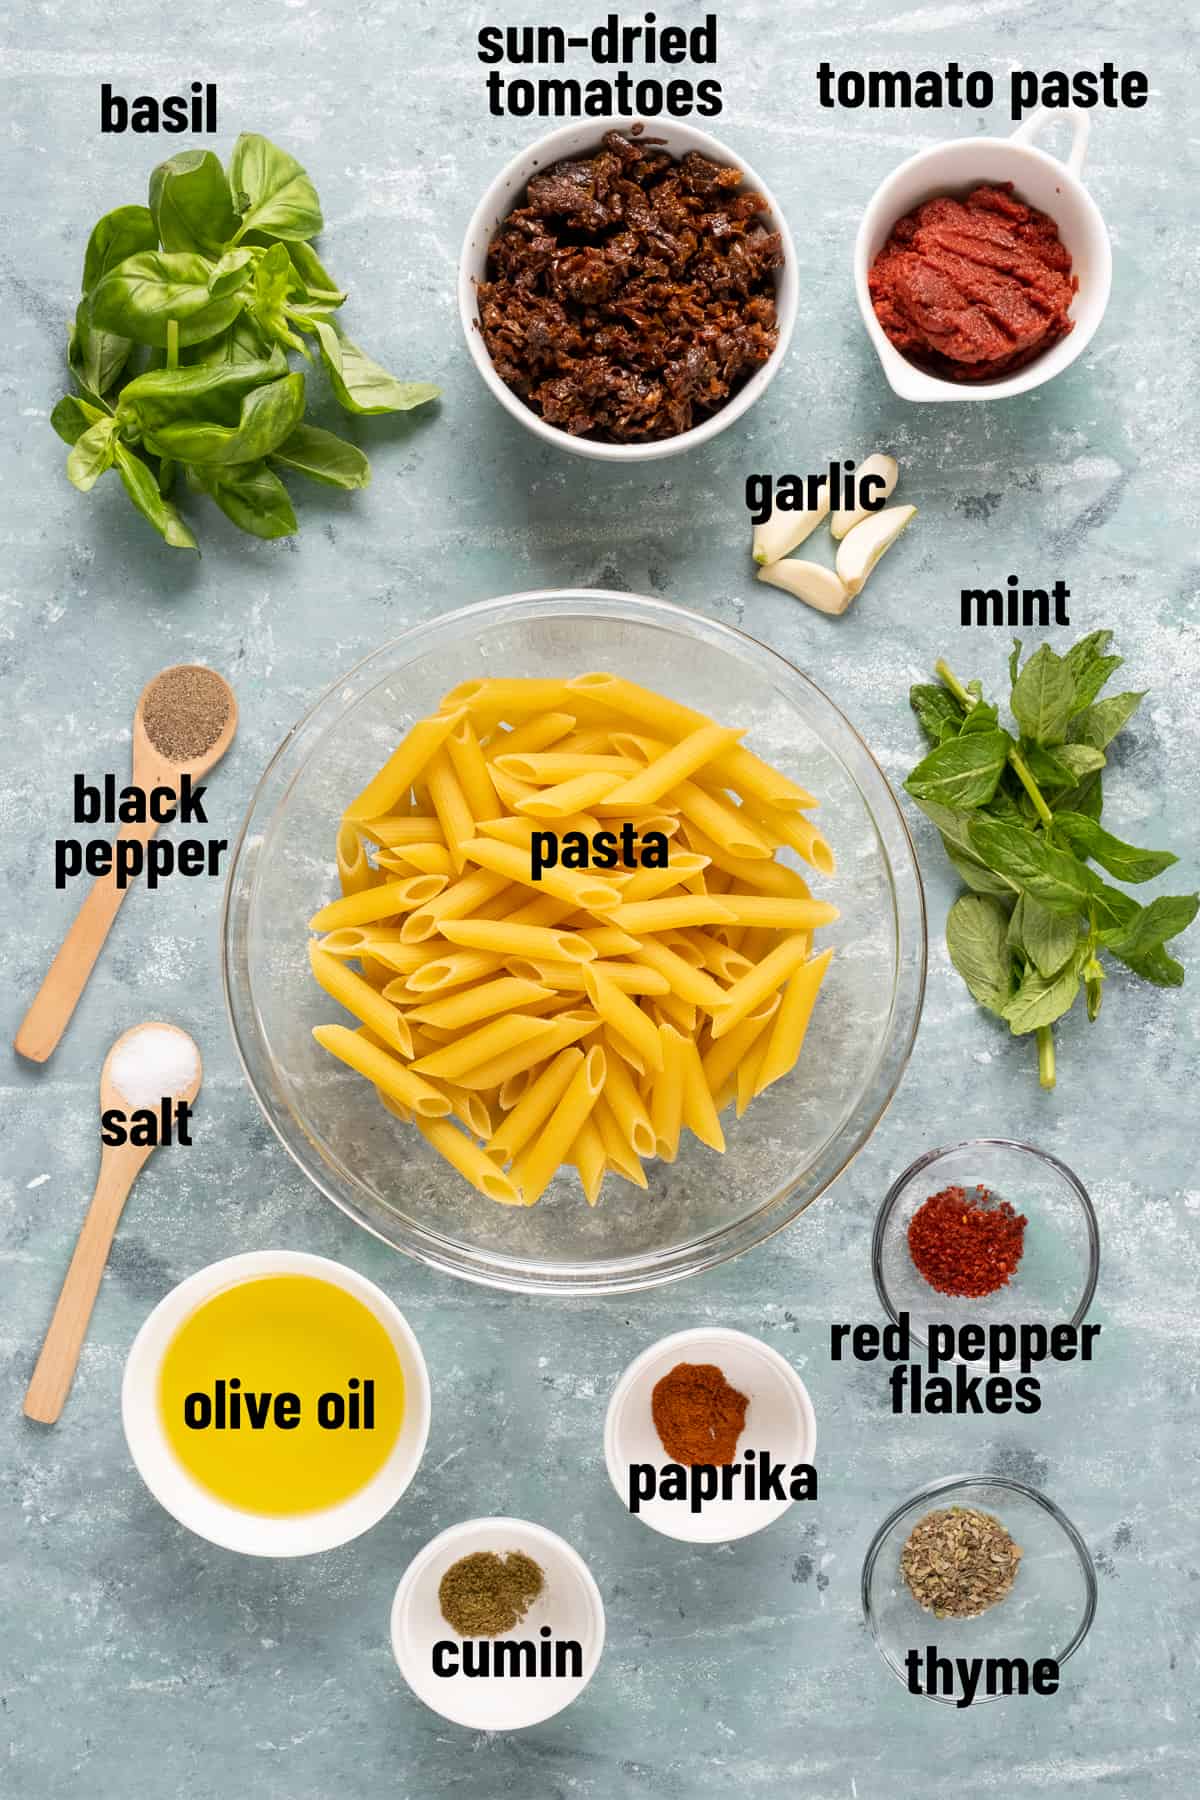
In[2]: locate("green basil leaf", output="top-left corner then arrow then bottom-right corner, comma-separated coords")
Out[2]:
89,251 -> 251,348
229,134 -> 323,240
1067,690 -> 1145,751
904,729 -> 1014,811
247,242 -> 309,354
149,149 -> 239,253
51,393 -> 107,446
946,895 -> 1012,1016
69,306 -> 134,402
285,239 -> 346,304
66,416 -> 117,490
193,461 -> 297,539
269,422 -> 371,489
1053,812 -> 1179,884
1099,893 -> 1199,959
208,248 -> 257,300
909,683 -> 964,744
117,351 -> 289,432
312,320 -> 440,414
1013,894 -> 1080,977
1010,643 -> 1074,745
112,442 -> 198,550
183,314 -> 276,367
1002,954 -> 1082,1034
81,205 -> 158,295
145,371 -> 305,465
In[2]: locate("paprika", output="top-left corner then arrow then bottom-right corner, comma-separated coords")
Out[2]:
907,1184 -> 1027,1298
651,1362 -> 749,1466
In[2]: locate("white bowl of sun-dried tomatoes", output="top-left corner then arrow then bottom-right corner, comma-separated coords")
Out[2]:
460,120 -> 798,462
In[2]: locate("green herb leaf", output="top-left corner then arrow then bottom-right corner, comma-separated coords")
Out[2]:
1010,643 -> 1074,745
960,700 -> 1000,735
1067,690 -> 1145,751
946,895 -> 1012,1016
1053,812 -> 1179,884
112,441 -> 198,550
966,816 -> 1099,919
1008,638 -> 1022,687
117,353 -> 289,432
312,320 -> 440,414
89,251 -> 252,348
82,205 -> 159,294
905,730 -> 1014,811
144,371 -> 305,465
1012,893 -> 1080,977
1099,893 -> 1199,962
269,422 -> 370,489
149,149 -> 239,254
285,240 -> 346,305
1002,952 -> 1083,1034
230,134 -> 323,241
1070,655 -> 1123,713
183,314 -> 277,367
192,461 -> 297,538
910,683 -> 964,744
66,416 -> 117,491
51,393 -> 107,446
943,838 -> 1020,896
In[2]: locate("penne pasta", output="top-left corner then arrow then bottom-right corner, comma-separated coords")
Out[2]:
451,1010 -> 600,1090
608,896 -> 736,934
446,714 -> 500,821
336,822 -> 378,897
345,710 -> 465,821
425,745 -> 475,874
440,919 -> 598,962
408,975 -> 553,1030
650,1024 -> 686,1162
708,934 -> 815,1040
415,1115 -> 522,1205
569,1117 -> 607,1206
584,965 -> 664,1072
309,874 -> 447,932
309,943 -> 413,1058
486,1046 -> 584,1163
459,834 -> 620,914
312,1024 -> 450,1118
410,1014 -> 558,1081
752,948 -> 834,1094
512,1046 -> 606,1206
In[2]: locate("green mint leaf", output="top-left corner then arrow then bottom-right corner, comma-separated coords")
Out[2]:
1002,953 -> 1083,1034
904,730 -> 1014,811
1012,893 -> 1081,977
1008,638 -> 1022,688
1053,812 -> 1179,884
910,683 -> 964,744
946,895 -> 1013,1016
1070,655 -> 1123,713
1099,893 -> 1199,960
1067,691 -> 1146,751
967,816 -> 1099,919
1010,643 -> 1074,745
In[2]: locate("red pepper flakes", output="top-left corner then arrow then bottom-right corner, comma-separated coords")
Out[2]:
907,1183 -> 1027,1298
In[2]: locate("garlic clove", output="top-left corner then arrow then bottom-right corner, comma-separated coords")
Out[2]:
752,481 -> 830,565
835,503 -> 917,597
830,453 -> 899,539
757,559 -> 852,615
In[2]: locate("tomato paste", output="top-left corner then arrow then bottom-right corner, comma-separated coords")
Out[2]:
868,184 -> 1076,382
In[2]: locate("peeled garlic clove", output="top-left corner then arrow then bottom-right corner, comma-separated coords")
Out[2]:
752,481 -> 830,565
830,453 -> 899,539
757,559 -> 851,615
835,504 -> 916,597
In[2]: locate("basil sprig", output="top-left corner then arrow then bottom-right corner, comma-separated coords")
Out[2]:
905,634 -> 1196,1089
52,133 -> 439,550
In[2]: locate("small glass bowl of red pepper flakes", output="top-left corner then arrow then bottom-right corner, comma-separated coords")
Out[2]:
872,1140 -> 1099,1358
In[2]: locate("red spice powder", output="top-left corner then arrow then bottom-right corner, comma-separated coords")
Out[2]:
651,1362 -> 749,1466
907,1183 -> 1027,1298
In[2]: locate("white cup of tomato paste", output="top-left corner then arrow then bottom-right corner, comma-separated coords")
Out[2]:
459,119 -> 798,461
854,108 -> 1112,402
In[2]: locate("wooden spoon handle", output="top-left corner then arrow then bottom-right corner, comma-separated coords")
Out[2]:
24,1148 -> 149,1424
14,821 -> 160,1064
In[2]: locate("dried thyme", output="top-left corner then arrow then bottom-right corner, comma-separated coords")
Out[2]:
900,1505 -> 1022,1619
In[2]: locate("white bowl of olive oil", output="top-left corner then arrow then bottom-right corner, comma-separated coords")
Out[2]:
122,1250 -> 430,1556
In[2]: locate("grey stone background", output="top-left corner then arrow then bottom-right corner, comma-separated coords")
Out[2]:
3,3 -> 1197,1796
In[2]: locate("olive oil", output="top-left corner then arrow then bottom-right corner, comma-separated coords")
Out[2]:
158,1275 -> 404,1516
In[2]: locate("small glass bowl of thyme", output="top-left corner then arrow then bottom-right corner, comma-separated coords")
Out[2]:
873,1139 -> 1100,1359
861,1474 -> 1097,1704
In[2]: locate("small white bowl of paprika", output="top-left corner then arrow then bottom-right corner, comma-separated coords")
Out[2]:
604,1326 -> 817,1544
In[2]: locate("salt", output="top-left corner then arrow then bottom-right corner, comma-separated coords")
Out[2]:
110,1026 -> 200,1108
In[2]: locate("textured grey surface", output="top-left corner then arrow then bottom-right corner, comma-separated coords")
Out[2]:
3,4 -> 1198,1797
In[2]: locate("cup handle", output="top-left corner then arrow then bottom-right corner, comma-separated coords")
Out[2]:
1011,107 -> 1091,180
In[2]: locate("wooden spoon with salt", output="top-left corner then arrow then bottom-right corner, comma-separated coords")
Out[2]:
24,1021 -> 202,1425
15,665 -> 236,1063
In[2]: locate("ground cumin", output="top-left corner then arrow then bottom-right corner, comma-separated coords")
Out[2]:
651,1361 -> 749,1466
438,1550 -> 544,1637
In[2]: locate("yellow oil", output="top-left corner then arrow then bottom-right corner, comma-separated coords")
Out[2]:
157,1275 -> 405,1516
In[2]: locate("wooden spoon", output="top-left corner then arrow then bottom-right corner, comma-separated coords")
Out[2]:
15,666 -> 236,1063
24,1022 -> 203,1425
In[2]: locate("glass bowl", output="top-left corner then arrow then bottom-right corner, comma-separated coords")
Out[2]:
872,1139 -> 1099,1355
861,1473 -> 1098,1703
222,590 -> 926,1294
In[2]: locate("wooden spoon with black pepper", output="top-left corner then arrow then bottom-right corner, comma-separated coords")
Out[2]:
15,666 -> 237,1063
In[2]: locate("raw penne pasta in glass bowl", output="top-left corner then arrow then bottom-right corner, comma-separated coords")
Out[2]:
223,592 -> 925,1294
